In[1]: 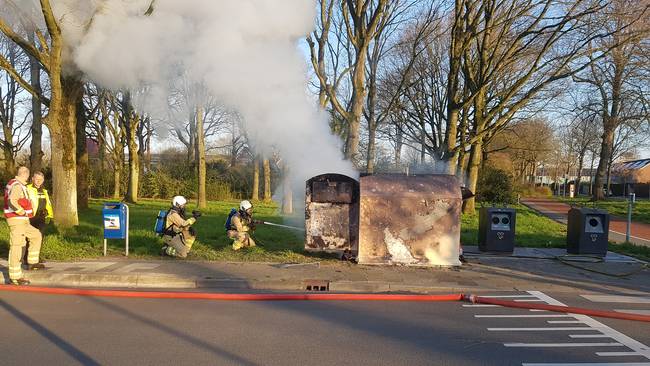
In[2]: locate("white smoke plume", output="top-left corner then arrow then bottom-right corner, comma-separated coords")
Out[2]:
12,0 -> 357,190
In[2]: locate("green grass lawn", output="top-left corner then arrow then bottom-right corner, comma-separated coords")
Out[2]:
1,199 -> 647,262
0,198 -> 317,263
559,196 -> 650,225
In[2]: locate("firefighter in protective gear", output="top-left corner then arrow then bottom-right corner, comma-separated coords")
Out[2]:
4,166 -> 44,286
161,196 -> 200,258
25,171 -> 53,263
228,200 -> 259,250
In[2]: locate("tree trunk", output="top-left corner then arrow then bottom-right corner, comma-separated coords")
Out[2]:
98,117 -> 107,171
366,120 -> 377,174
462,140 -> 482,214
575,154 -> 585,197
112,154 -> 122,199
282,166 -> 293,215
252,157 -> 260,201
2,144 -> 15,175
28,35 -> 43,173
263,158 -> 271,202
196,107 -> 207,209
125,126 -> 139,203
592,123 -> 615,201
344,53 -> 367,163
394,127 -> 403,169
606,156 -> 613,197
76,93 -> 89,209
49,76 -> 83,227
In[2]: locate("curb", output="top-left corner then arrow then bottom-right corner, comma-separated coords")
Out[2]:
1,271 -> 497,294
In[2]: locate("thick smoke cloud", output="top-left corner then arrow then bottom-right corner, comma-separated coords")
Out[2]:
19,0 -> 357,190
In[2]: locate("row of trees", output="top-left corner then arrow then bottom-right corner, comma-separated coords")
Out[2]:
0,1 -> 286,227
2,0 -> 650,228
308,0 -> 650,212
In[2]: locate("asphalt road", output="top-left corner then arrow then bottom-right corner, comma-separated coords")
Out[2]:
0,290 -> 648,366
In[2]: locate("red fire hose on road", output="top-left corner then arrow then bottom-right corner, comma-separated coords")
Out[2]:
1,285 -> 648,323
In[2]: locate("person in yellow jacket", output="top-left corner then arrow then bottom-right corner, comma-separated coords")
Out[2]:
4,166 -> 44,286
25,171 -> 53,264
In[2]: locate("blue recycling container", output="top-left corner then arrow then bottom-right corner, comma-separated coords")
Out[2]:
102,202 -> 128,239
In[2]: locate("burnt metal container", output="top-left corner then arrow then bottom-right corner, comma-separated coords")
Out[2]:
305,174 -> 360,253
567,207 -> 609,256
358,174 -> 462,266
478,207 -> 516,253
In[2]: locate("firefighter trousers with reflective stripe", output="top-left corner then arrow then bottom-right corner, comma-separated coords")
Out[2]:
7,218 -> 42,280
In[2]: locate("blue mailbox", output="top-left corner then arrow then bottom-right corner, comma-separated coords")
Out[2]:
102,202 -> 130,256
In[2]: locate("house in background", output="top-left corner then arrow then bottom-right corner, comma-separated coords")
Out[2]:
609,158 -> 650,197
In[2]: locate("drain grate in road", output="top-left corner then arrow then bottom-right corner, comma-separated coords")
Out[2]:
304,279 -> 329,291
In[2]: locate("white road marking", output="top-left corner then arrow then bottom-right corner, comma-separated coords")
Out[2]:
482,295 -> 538,298
505,342 -> 624,347
514,299 -> 546,302
488,327 -> 591,331
463,304 -> 500,307
581,295 -> 650,304
547,320 -> 584,324
596,352 -> 643,357
570,334 -> 611,339
523,363 -> 650,366
615,310 -> 650,315
475,314 -> 572,318
529,291 -> 650,359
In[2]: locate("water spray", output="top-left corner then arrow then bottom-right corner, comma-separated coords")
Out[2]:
262,221 -> 305,232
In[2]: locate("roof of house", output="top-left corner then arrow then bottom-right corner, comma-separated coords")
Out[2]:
613,158 -> 650,171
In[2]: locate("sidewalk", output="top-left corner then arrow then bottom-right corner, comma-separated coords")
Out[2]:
522,197 -> 650,247
1,248 -> 647,295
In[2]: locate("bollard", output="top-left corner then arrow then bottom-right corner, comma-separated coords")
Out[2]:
626,193 -> 635,243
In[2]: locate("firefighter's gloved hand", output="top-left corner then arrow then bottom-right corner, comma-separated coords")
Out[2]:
188,226 -> 197,237
192,210 -> 202,219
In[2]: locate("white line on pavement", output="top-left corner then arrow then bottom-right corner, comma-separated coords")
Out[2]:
482,295 -> 538,298
463,304 -> 500,307
529,291 -> 650,360
581,295 -> 650,304
596,352 -> 643,357
505,342 -> 624,347
547,321 -> 584,324
570,335 -> 610,339
488,327 -> 592,331
475,315 -> 573,318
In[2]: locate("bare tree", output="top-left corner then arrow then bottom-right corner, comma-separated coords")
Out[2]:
572,0 -> 650,200
308,0 -> 394,162
0,37 -> 30,175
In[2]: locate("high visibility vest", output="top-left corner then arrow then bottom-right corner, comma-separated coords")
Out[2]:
26,184 -> 53,219
3,179 -> 33,219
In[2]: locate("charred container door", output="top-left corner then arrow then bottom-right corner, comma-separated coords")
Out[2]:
358,175 -> 462,266
305,174 -> 360,253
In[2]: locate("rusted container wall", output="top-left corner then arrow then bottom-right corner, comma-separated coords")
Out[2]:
358,174 -> 461,266
305,174 -> 359,252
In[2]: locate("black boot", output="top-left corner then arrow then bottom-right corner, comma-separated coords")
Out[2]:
10,278 -> 30,286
